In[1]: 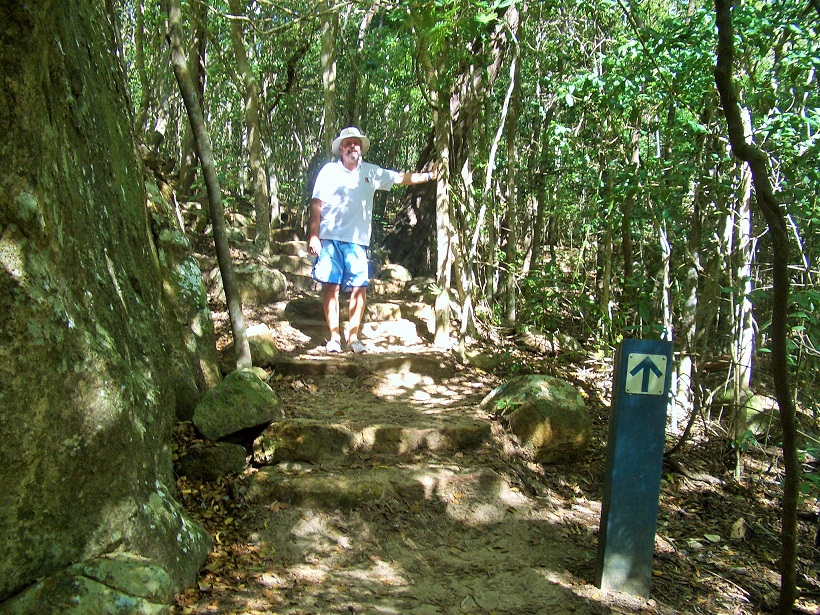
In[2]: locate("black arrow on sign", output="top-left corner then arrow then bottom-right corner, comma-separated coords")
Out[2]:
630,356 -> 663,393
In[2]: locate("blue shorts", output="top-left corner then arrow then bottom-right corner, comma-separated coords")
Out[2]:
312,239 -> 369,291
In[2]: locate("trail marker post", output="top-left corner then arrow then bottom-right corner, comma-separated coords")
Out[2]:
595,338 -> 673,597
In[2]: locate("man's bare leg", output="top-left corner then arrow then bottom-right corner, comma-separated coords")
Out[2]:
347,286 -> 367,348
323,283 -> 342,347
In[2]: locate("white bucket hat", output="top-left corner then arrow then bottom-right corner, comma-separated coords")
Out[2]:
331,126 -> 370,156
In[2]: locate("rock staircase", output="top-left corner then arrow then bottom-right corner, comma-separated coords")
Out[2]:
184,229 -> 613,614
251,230 -> 504,512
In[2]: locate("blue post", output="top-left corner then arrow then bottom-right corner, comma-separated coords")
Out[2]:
595,338 -> 673,597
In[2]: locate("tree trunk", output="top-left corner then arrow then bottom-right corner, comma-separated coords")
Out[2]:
133,0 -> 150,133
0,0 -> 211,598
730,147 -> 755,478
622,121 -> 640,281
455,155 -> 476,353
229,0 -> 271,253
530,175 -> 547,269
411,8 -> 453,348
343,0 -> 380,128
597,223 -> 613,337
177,0 -> 207,196
164,0 -> 251,371
714,1 -> 798,611
658,219 -> 672,339
674,97 -> 715,432
732,137 -> 755,391
321,2 -> 338,156
597,164 -> 613,338
503,46 -> 521,328
383,8 -> 518,276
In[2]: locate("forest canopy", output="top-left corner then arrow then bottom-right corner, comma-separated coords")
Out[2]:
120,0 -> 819,391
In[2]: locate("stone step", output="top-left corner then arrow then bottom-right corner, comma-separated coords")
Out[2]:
281,296 -> 324,320
268,351 -> 452,379
270,227 -> 304,243
252,417 -> 492,467
272,317 -> 426,349
271,239 -> 309,257
361,318 -> 426,346
268,356 -> 364,377
279,298 -> 434,325
277,318 -> 332,344
282,272 -> 322,292
245,465 -> 525,520
265,254 -> 314,277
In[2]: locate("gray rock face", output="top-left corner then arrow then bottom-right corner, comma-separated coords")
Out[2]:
0,552 -> 174,615
0,0 -> 210,606
481,375 -> 592,463
193,370 -> 284,441
147,182 -> 221,421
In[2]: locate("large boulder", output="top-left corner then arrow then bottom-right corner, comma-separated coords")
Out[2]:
379,262 -> 413,284
211,262 -> 288,305
176,442 -> 248,482
193,369 -> 284,441
0,1 -> 209,606
480,375 -> 591,463
404,276 -> 439,304
516,327 -> 584,357
246,324 -> 280,367
717,391 -> 818,448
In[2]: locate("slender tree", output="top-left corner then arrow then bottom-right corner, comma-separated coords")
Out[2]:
229,0 -> 271,252
177,0 -> 208,196
714,0 -> 799,611
320,0 -> 338,156
164,0 -> 252,371
410,4 -> 453,347
502,32 -> 521,328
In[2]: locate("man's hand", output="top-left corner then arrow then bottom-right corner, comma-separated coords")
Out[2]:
397,168 -> 439,186
309,235 -> 322,257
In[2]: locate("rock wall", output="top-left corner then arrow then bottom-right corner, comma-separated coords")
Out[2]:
0,0 -> 211,603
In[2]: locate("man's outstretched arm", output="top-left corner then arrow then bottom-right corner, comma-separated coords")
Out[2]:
308,198 -> 323,256
395,169 -> 438,186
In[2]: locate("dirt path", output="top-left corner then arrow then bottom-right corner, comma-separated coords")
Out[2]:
174,237 -> 820,614
172,288 -> 669,615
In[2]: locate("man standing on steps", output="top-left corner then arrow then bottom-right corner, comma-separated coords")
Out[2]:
309,126 -> 437,354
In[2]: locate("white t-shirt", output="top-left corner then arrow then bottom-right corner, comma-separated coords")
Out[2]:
312,159 -> 400,246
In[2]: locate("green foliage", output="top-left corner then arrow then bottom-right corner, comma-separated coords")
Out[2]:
730,428 -> 760,455
115,0 -> 820,416
800,446 -> 820,504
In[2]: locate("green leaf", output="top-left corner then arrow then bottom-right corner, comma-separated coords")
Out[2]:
476,11 -> 497,24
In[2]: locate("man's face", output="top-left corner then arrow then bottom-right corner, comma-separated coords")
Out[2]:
340,137 -> 362,167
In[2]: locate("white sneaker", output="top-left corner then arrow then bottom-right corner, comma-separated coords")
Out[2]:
326,339 -> 342,353
347,339 -> 366,354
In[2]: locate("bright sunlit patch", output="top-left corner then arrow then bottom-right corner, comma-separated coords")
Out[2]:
341,557 -> 409,587
289,563 -> 329,584
496,482 -> 532,507
415,472 -> 439,499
